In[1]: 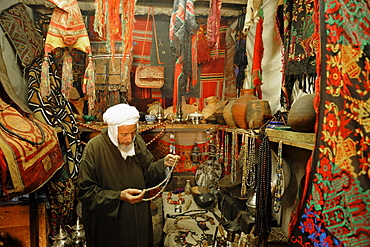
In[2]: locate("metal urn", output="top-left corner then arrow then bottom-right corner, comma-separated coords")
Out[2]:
52,226 -> 72,247
69,217 -> 86,247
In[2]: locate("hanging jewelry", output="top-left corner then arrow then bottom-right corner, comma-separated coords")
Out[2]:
273,141 -> 284,213
170,132 -> 176,154
230,131 -> 238,184
167,192 -> 185,204
253,132 -> 272,246
246,135 -> 256,187
241,133 -> 248,198
224,131 -> 230,175
140,122 -> 166,146
142,156 -> 179,201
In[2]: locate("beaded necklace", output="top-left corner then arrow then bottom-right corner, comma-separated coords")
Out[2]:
167,192 -> 185,204
253,132 -> 272,246
224,132 -> 230,175
230,131 -> 238,184
273,141 -> 284,213
246,135 -> 256,187
140,122 -> 166,146
169,132 -> 175,154
142,155 -> 179,201
240,133 -> 248,198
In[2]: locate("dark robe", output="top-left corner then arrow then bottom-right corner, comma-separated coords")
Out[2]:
77,128 -> 166,247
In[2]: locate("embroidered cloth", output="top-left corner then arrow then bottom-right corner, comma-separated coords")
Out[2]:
44,0 -> 91,54
0,3 -> 43,67
288,0 -> 370,246
0,98 -> 64,198
283,0 -> 317,107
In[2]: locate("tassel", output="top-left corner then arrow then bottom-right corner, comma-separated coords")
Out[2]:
40,54 -> 50,97
62,50 -> 73,99
83,54 -> 96,113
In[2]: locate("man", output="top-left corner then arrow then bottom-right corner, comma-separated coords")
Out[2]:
77,104 -> 179,247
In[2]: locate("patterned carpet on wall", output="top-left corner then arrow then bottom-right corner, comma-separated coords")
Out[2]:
288,0 -> 370,246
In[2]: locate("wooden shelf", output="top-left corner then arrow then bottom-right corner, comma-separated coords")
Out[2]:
265,129 -> 316,150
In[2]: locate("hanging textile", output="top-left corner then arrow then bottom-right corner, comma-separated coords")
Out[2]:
46,164 -> 75,241
223,23 -> 237,99
151,15 -> 174,99
282,0 -> 317,108
28,55 -> 83,180
288,0 -> 370,246
251,14 -> 264,99
170,0 -> 197,112
0,47 -> 64,200
42,0 -> 95,113
0,3 -> 43,67
242,0 -> 262,35
190,24 -> 226,110
132,15 -> 154,99
206,0 -> 222,54
0,97 -> 64,200
234,14 -> 248,96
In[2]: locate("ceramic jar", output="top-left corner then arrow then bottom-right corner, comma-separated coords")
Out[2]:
223,98 -> 237,127
201,96 -> 219,120
232,89 -> 258,129
288,94 -> 316,132
246,100 -> 272,129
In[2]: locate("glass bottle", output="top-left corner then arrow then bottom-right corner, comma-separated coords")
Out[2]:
184,179 -> 191,194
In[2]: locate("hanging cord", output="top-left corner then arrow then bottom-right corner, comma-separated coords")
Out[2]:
139,6 -> 163,65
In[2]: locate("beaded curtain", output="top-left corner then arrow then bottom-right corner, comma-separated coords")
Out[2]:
288,0 -> 370,246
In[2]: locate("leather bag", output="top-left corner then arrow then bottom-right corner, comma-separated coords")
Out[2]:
135,6 -> 164,89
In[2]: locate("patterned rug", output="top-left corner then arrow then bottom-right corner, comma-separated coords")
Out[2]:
0,3 -> 43,67
288,0 -> 370,246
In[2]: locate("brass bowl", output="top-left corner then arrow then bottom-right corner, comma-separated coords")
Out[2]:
218,171 -> 243,194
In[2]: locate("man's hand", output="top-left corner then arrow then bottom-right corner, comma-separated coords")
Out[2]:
164,154 -> 180,167
120,188 -> 145,204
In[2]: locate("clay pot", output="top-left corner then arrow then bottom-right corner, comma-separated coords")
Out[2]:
246,100 -> 272,129
215,105 -> 226,125
288,94 -> 316,132
223,98 -> 237,127
231,89 -> 258,129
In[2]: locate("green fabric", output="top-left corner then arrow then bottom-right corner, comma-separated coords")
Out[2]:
77,128 -> 166,247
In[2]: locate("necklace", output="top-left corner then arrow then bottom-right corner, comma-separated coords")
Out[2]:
253,132 -> 272,246
273,141 -> 283,213
167,192 -> 185,204
224,132 -> 230,175
140,122 -> 166,146
230,131 -> 238,184
241,133 -> 248,198
246,135 -> 256,187
142,155 -> 179,201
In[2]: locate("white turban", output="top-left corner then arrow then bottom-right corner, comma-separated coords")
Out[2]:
103,104 -> 140,159
103,103 -> 140,126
